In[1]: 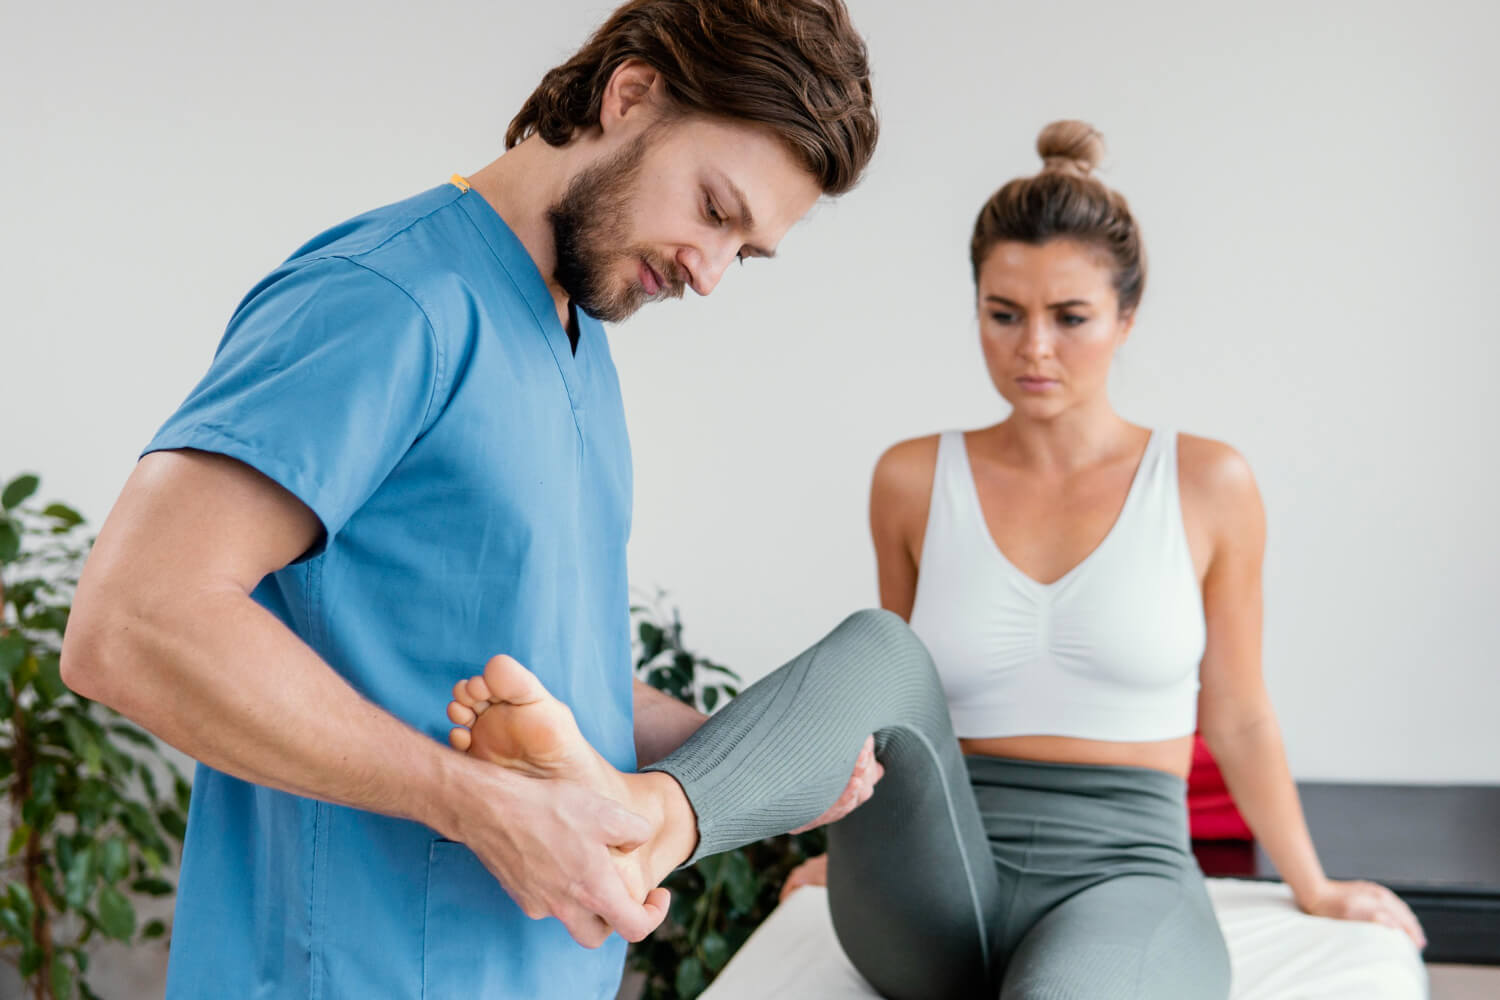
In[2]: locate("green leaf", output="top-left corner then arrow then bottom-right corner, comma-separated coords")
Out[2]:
119,801 -> 159,844
138,761 -> 160,804
30,762 -> 58,808
130,876 -> 174,897
638,621 -> 664,658
20,941 -> 43,976
698,661 -> 741,679
0,633 -> 26,678
667,889 -> 697,929
0,903 -> 27,940
63,843 -> 95,910
34,651 -> 68,702
158,806 -> 187,841
0,519 -> 20,562
96,885 -> 136,940
694,854 -> 722,884
700,931 -> 731,972
27,606 -> 70,637
52,952 -> 76,1000
100,837 -> 130,884
702,687 -> 719,713
723,851 -> 758,913
2,474 -> 39,510
174,774 -> 192,813
674,956 -> 706,999
7,882 -> 35,923
142,918 -> 167,939
108,724 -> 158,749
74,780 -> 113,832
63,715 -> 103,773
7,824 -> 30,858
43,503 -> 85,529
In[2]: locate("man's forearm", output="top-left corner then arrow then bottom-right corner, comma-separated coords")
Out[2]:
63,581 -> 471,839
632,680 -> 708,768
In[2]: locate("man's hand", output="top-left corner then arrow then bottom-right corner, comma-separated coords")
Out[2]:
65,452 -> 671,953
790,735 -> 883,834
450,760 -> 671,948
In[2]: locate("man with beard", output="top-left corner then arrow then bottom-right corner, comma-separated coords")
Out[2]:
59,1 -> 879,997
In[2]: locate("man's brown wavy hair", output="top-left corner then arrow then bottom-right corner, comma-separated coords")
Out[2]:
507,0 -> 878,196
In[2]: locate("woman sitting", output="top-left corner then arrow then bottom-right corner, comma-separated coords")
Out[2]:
777,118 -> 1424,996
445,120 -> 1424,1000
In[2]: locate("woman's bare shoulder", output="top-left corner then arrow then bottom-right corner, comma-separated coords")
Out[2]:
1175,432 -> 1263,533
872,433 -> 942,497
1176,432 -> 1256,493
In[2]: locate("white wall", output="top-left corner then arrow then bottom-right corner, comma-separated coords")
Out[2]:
3,0 -> 1496,808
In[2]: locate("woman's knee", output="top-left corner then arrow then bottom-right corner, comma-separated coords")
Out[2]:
833,608 -> 935,672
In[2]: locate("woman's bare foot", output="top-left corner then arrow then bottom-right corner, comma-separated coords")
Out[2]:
447,655 -> 699,900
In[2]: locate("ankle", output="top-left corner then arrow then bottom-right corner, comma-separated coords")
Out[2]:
639,771 -> 699,869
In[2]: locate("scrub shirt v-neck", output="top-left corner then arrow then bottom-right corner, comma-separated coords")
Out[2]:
145,182 -> 636,999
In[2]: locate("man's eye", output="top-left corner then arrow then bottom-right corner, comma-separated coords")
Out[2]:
706,199 -> 724,225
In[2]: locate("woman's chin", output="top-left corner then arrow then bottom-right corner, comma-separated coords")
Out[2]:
999,392 -> 1069,420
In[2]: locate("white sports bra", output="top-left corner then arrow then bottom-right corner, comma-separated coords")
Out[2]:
907,430 -> 1205,742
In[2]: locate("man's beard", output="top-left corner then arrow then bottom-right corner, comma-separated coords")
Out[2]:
548,133 -> 681,324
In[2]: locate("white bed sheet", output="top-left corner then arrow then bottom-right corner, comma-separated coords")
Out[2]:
700,879 -> 1427,999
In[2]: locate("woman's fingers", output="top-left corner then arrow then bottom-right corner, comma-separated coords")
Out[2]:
779,854 -> 829,903
1379,886 -> 1426,949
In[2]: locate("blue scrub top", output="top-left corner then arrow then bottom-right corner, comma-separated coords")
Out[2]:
146,183 -> 637,999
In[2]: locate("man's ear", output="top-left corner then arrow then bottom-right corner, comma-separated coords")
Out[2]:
599,59 -> 667,135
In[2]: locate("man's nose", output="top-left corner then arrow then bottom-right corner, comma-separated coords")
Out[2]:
677,241 -> 737,296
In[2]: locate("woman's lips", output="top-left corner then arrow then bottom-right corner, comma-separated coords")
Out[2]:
1016,376 -> 1059,392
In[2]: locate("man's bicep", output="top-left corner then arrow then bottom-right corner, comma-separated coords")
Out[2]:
91,449 -> 323,601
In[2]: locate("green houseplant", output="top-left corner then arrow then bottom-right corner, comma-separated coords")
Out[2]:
627,591 -> 827,1000
1,474 -> 190,1000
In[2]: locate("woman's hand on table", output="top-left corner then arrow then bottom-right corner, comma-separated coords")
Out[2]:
1300,878 -> 1427,949
779,853 -> 829,903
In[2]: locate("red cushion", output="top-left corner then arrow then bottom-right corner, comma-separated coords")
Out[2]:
1187,734 -> 1253,841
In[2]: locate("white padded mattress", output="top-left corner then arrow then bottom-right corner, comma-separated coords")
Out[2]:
700,879 -> 1427,999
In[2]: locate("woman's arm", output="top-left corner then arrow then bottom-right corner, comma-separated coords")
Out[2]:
1189,438 -> 1424,947
869,436 -> 939,619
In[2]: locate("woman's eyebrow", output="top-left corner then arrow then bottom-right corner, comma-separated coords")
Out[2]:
983,295 -> 1093,309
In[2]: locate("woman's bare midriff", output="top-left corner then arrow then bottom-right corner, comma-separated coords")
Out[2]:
959,733 -> 1196,781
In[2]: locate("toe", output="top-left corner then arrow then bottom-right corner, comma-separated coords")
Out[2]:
453,679 -> 480,708
481,653 -> 548,706
448,702 -> 476,726
465,675 -> 494,704
448,727 -> 472,751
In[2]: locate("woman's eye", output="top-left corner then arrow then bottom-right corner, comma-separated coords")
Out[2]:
1060,314 -> 1088,327
989,312 -> 1017,324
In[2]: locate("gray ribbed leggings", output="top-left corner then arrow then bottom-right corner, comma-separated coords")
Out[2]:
642,609 -> 1230,1000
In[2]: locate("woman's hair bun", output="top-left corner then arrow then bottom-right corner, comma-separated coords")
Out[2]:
1036,120 -> 1105,178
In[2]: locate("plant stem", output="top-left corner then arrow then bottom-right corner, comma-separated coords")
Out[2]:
10,688 -> 55,1000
